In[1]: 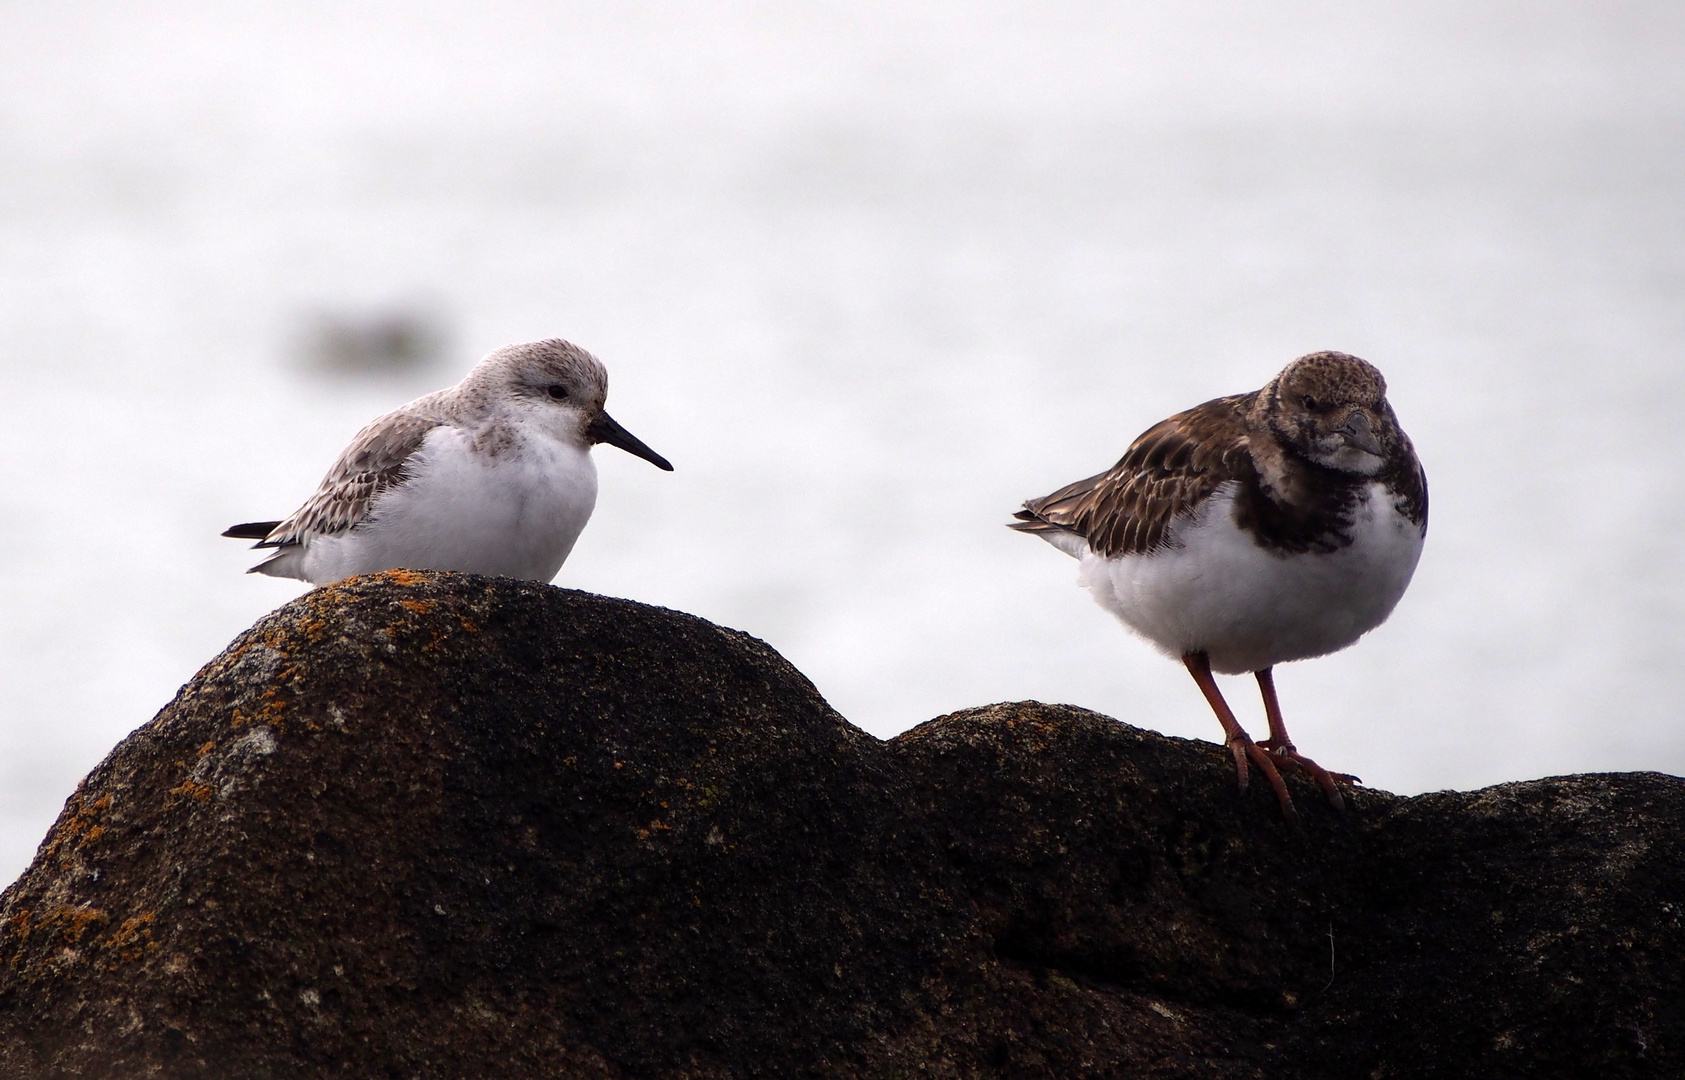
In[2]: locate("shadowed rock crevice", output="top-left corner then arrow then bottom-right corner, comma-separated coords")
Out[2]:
0,572 -> 1679,1078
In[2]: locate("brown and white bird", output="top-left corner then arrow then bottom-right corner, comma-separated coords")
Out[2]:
1011,351 -> 1427,818
224,339 -> 672,585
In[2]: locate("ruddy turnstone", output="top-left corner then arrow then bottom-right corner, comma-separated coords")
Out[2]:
224,339 -> 672,585
1010,351 -> 1427,818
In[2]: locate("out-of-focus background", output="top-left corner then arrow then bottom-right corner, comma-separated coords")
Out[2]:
2,1 -> 1682,884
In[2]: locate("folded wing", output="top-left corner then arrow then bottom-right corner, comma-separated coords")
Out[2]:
1011,393 -> 1255,558
228,409 -> 441,551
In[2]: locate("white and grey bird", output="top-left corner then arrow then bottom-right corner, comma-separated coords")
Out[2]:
224,339 -> 672,585
1011,351 -> 1427,818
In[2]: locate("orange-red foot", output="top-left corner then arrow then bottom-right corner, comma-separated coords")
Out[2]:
1227,731 -> 1299,823
1257,738 -> 1356,812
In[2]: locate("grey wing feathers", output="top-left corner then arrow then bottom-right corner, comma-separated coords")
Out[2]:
256,409 -> 442,549
1010,393 -> 1255,559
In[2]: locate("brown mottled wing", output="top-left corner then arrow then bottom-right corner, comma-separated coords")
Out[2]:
254,409 -> 442,549
1011,393 -> 1256,558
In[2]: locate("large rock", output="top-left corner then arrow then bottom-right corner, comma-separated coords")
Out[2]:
0,572 -> 1678,1077
897,704 -> 1683,1077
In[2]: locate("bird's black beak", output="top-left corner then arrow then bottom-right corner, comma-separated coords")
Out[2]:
1336,411 -> 1384,457
589,411 -> 673,471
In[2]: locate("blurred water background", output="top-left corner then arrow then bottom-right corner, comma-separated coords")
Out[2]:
2,1 -> 1682,885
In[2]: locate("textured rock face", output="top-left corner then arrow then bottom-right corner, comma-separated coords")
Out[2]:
897,705 -> 1685,1077
0,572 -> 1679,1078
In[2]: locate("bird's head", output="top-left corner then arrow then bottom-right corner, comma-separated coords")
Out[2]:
1258,351 -> 1398,475
474,339 -> 672,471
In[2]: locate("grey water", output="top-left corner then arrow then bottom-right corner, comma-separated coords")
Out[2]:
2,1 -> 1683,885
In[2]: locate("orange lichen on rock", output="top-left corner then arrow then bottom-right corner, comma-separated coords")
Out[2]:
105,913 -> 156,964
3,909 -> 29,941
32,905 -> 109,947
169,780 -> 214,803
42,793 -> 113,862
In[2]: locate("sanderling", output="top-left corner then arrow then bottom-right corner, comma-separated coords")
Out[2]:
1011,351 -> 1427,818
225,338 -> 672,585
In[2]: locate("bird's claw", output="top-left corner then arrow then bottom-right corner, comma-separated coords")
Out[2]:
1257,739 -> 1352,812
1228,733 -> 1298,821
1227,736 -> 1252,794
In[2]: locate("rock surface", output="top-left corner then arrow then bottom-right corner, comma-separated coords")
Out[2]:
0,571 -> 1679,1078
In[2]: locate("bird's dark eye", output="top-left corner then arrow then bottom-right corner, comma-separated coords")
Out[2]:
1301,395 -> 1320,411
547,385 -> 569,401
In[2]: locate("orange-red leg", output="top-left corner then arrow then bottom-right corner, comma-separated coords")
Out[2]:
1182,652 -> 1297,821
1254,668 -> 1356,812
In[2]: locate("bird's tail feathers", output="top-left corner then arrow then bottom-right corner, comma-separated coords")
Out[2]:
246,546 -> 310,580
1007,514 -> 1090,559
